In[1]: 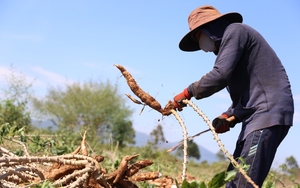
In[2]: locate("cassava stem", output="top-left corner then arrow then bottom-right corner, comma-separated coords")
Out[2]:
170,109 -> 188,181
167,116 -> 236,152
183,99 -> 259,188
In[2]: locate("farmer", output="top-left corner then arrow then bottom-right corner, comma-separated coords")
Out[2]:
173,5 -> 294,187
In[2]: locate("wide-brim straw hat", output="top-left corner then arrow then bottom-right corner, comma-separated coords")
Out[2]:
179,5 -> 243,52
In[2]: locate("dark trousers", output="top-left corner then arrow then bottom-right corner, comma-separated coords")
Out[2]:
226,125 -> 290,188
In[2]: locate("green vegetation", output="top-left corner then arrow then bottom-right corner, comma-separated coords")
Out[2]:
2,121 -> 299,187
0,68 -> 299,187
30,80 -> 135,148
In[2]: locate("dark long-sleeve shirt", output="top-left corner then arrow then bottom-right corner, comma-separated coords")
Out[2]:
188,23 -> 294,140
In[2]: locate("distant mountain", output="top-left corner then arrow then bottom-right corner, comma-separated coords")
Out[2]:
134,131 -> 219,163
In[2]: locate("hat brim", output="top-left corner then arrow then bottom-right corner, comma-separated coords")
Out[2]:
179,12 -> 243,52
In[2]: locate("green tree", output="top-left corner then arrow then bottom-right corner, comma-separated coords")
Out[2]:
286,156 -> 299,169
216,149 -> 226,161
280,156 -> 299,177
177,140 -> 201,160
31,80 -> 135,147
148,124 -> 166,147
0,66 -> 33,133
0,100 -> 31,130
0,100 -> 29,144
1,65 -> 33,105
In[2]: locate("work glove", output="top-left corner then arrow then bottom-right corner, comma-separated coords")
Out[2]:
173,88 -> 192,110
212,114 -> 236,134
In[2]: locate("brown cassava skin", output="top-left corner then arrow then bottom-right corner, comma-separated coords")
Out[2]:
115,64 -> 175,116
115,65 -> 162,112
81,131 -> 88,156
130,171 -> 161,182
125,93 -> 143,105
126,160 -> 153,177
162,101 -> 176,116
46,164 -> 84,180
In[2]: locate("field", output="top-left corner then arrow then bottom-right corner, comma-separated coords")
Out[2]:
1,64 -> 299,187
1,133 -> 300,188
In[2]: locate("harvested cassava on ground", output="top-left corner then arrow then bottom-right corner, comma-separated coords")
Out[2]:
0,132 -> 163,188
125,160 -> 153,177
130,171 -> 162,182
81,131 -> 88,156
46,164 -> 84,180
106,154 -> 140,183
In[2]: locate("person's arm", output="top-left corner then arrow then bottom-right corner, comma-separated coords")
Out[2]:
188,23 -> 248,100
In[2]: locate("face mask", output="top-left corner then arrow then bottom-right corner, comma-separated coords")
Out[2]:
198,32 -> 216,52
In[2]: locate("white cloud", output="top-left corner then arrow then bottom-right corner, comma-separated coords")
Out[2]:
32,66 -> 74,86
0,66 -> 12,82
0,66 -> 35,85
0,66 -> 37,99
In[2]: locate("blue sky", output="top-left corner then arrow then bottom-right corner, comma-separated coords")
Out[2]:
0,1 -> 299,167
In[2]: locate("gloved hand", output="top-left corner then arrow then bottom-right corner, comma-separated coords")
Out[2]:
173,88 -> 192,110
212,114 -> 236,134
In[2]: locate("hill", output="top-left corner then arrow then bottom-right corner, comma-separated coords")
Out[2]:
134,131 -> 218,163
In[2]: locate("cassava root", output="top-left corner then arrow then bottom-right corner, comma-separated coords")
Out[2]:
114,64 -> 175,115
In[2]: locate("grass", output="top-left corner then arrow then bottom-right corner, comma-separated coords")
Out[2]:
1,128 -> 300,187
116,144 -> 300,187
